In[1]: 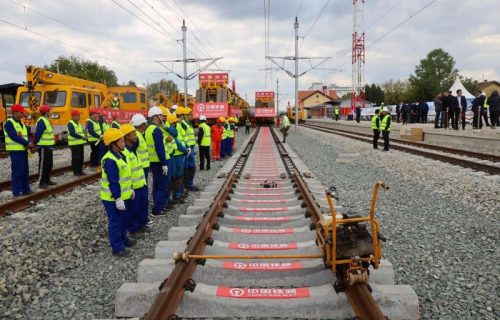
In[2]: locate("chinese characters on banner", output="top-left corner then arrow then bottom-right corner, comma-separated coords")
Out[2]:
255,91 -> 275,101
199,73 -> 229,86
254,107 -> 276,118
216,287 -> 311,299
193,102 -> 229,119
96,108 -> 148,123
229,107 -> 241,116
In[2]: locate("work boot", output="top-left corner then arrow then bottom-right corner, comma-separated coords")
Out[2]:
39,184 -> 49,189
47,181 -> 57,186
130,232 -> 146,240
112,250 -> 130,258
125,239 -> 137,248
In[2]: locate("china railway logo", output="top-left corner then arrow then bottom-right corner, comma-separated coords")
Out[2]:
233,263 -> 247,269
229,288 -> 245,297
198,104 -> 205,112
237,243 -> 250,249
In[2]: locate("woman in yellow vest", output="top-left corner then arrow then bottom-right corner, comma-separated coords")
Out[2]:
4,104 -> 33,196
100,128 -> 135,257
34,105 -> 56,189
67,109 -> 87,176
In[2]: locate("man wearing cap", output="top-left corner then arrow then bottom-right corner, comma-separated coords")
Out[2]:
4,104 -> 34,196
197,115 -> 211,170
34,105 -> 56,188
380,107 -> 392,151
67,109 -> 87,176
100,128 -> 135,257
87,109 -> 104,167
211,117 -> 224,161
121,124 -> 149,238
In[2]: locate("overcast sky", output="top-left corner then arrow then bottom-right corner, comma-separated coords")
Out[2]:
1,0 -> 499,106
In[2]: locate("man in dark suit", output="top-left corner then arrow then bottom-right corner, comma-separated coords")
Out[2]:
456,89 -> 467,130
444,91 -> 457,129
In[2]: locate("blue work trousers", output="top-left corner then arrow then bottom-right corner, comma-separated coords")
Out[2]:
173,155 -> 185,199
220,138 -> 229,158
127,186 -> 148,233
184,148 -> 196,189
165,157 -> 174,202
10,151 -> 31,196
150,162 -> 168,213
143,167 -> 150,184
102,199 -> 132,254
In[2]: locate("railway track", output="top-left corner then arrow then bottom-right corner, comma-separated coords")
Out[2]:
115,127 -> 418,319
0,161 -> 91,192
0,168 -> 99,217
301,123 -> 500,175
0,143 -> 71,158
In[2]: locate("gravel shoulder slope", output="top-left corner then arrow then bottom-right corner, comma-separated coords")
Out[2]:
0,129 -> 253,320
286,126 -> 499,320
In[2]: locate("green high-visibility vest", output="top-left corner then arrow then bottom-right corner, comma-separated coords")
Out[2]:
36,117 -> 55,146
102,122 -> 109,132
222,123 -> 230,139
145,124 -> 170,163
335,108 -> 340,115
87,119 -> 102,142
484,98 -> 489,109
5,118 -> 28,151
175,122 -> 187,156
122,148 -> 146,189
380,114 -> 391,132
371,115 -> 379,130
111,120 -> 121,129
199,122 -> 211,146
67,120 -> 86,146
100,151 -> 133,201
111,100 -> 120,109
182,120 -> 196,147
136,131 -> 150,169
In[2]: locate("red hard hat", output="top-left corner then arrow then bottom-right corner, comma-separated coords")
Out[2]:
71,109 -> 81,116
89,108 -> 100,114
39,105 -> 51,114
11,104 -> 25,113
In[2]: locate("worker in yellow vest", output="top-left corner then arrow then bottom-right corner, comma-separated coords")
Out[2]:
130,114 -> 150,181
111,115 -> 121,129
100,128 -> 135,257
380,107 -> 392,151
4,104 -> 33,196
177,107 -> 198,191
67,109 -> 87,176
197,115 -> 211,170
145,106 -> 170,216
86,109 -> 103,167
167,113 -> 187,204
121,124 -> 149,237
34,105 -> 56,189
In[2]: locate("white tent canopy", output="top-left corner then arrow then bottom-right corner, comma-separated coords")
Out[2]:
448,77 -> 474,98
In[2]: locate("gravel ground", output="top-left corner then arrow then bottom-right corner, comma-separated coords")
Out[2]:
0,145 -> 91,181
285,127 -> 499,320
0,128 -> 253,320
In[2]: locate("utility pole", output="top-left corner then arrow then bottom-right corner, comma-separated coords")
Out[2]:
266,17 -> 331,130
182,20 -> 188,108
276,78 -> 279,113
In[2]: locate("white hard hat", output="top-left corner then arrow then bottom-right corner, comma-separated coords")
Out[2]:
130,114 -> 147,126
113,97 -> 118,101
200,115 -> 207,121
382,107 -> 389,112
148,106 -> 163,118
171,104 -> 178,110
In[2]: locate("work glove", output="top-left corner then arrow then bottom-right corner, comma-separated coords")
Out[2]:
162,165 -> 169,176
186,148 -> 191,156
115,198 -> 126,211
131,190 -> 135,200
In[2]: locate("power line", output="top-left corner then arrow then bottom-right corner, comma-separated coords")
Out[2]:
124,0 -> 178,42
300,0 -> 330,47
366,0 -> 405,29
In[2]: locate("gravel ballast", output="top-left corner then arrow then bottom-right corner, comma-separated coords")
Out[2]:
285,126 -> 499,320
0,128 -> 253,319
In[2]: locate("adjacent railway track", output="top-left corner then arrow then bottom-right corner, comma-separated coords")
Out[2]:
116,127 -> 418,319
301,123 -> 500,175
0,143 -> 71,159
0,170 -> 99,217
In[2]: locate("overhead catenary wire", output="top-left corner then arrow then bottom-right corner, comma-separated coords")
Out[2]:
300,0 -> 330,48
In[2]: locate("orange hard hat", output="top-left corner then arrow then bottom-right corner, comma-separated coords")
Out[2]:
89,108 -> 100,115
39,105 -> 51,114
11,104 -> 25,113
71,109 -> 81,116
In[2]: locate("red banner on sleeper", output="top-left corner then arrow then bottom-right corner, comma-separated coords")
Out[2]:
228,243 -> 298,250
216,287 -> 310,299
193,102 -> 228,119
254,107 -> 276,118
232,228 -> 294,234
222,261 -> 303,271
236,216 -> 291,222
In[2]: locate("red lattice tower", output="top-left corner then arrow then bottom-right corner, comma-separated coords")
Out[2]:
351,0 -> 366,110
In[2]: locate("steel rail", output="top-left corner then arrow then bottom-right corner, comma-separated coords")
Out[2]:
0,172 -> 100,216
0,161 -> 91,191
302,123 -> 500,175
144,128 -> 259,320
302,122 -> 500,163
0,144 -> 72,158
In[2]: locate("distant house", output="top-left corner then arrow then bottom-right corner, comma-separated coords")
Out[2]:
478,80 -> 500,96
299,89 -> 339,118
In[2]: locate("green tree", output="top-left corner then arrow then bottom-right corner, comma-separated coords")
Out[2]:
461,77 -> 480,95
409,49 -> 458,101
381,79 -> 412,104
146,79 -> 179,100
45,55 -> 118,86
365,83 -> 384,104
127,80 -> 137,87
